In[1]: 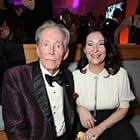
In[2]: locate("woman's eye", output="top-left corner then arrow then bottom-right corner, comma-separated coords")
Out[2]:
87,43 -> 93,46
44,43 -> 48,47
98,43 -> 104,47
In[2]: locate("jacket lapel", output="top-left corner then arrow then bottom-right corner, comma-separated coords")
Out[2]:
32,61 -> 55,125
32,63 -> 75,135
62,70 -> 75,134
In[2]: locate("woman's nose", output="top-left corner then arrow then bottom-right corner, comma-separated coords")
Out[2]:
93,45 -> 98,52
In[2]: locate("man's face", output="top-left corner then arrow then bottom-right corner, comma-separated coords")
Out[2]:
36,27 -> 69,74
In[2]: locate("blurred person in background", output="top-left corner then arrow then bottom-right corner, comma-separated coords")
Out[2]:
20,0 -> 53,42
114,13 -> 140,45
0,11 -> 28,43
104,8 -> 123,42
0,0 -> 19,17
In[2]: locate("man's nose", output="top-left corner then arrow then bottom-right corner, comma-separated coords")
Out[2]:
49,45 -> 55,54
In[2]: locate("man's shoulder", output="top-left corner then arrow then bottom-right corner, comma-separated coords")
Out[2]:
6,63 -> 32,74
63,68 -> 74,86
63,68 -> 72,75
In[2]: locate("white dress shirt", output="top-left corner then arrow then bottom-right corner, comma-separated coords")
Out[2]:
73,65 -> 135,111
40,63 -> 66,137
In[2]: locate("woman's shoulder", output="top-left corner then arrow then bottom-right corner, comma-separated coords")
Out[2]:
117,67 -> 127,75
72,69 -> 85,78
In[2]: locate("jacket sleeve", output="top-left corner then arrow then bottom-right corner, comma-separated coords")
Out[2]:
2,69 -> 30,140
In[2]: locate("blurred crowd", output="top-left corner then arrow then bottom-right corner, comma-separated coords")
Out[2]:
0,1 -> 107,44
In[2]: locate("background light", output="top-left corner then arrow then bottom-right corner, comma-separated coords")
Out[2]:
72,0 -> 80,8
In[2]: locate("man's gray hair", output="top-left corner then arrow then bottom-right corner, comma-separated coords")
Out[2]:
35,20 -> 70,49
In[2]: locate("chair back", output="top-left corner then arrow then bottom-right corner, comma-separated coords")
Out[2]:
23,44 -> 38,64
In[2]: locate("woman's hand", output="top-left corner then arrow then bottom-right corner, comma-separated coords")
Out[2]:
77,106 -> 96,128
76,134 -> 90,140
84,125 -> 106,140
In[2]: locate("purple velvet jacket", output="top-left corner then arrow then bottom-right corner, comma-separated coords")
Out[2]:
2,61 -> 76,140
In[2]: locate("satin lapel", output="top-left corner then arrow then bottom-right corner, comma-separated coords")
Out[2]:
32,61 -> 54,124
63,70 -> 75,133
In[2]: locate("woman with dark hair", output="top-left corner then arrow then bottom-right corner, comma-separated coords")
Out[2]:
73,27 -> 138,140
77,28 -> 120,74
0,14 -> 28,43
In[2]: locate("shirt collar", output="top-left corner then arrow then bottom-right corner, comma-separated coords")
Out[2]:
85,64 -> 109,78
39,62 -> 59,76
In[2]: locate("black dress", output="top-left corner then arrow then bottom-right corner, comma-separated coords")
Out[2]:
76,109 -> 138,140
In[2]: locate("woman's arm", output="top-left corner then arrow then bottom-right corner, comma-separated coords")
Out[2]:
77,106 -> 96,129
98,107 -> 128,129
84,107 -> 128,140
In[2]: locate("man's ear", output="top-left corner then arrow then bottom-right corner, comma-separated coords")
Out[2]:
36,46 -> 40,57
63,48 -> 69,61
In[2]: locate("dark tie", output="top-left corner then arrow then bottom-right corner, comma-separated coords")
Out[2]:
45,71 -> 63,87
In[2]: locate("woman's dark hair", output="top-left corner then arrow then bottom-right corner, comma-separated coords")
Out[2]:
77,26 -> 121,75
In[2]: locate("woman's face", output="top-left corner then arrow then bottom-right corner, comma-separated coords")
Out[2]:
0,21 -> 11,40
84,31 -> 106,67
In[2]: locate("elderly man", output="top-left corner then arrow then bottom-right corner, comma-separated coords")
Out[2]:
2,20 -> 76,140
